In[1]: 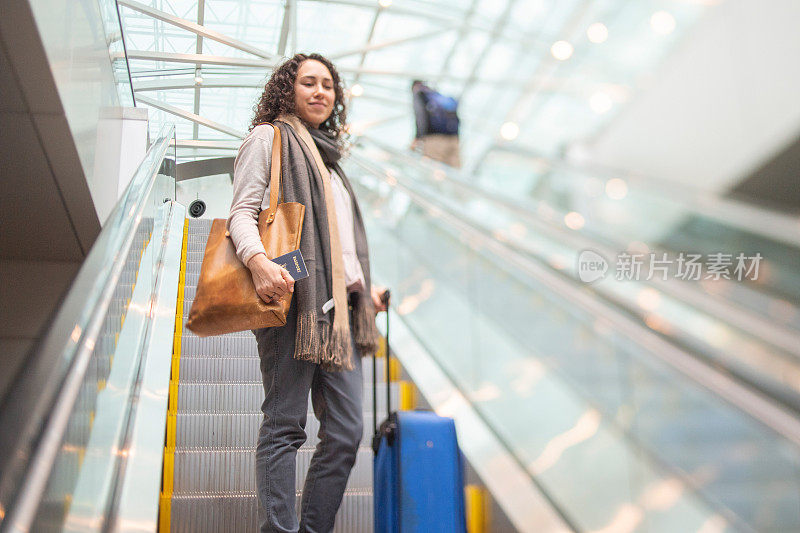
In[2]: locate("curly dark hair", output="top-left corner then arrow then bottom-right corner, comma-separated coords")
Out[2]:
250,53 -> 348,148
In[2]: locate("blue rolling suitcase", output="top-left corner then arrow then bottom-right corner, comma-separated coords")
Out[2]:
371,291 -> 467,533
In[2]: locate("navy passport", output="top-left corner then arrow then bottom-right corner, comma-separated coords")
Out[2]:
271,249 -> 308,281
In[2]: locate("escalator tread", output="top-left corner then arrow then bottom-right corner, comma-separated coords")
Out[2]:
165,218 -> 377,532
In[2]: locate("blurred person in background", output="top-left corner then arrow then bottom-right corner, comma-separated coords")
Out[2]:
410,80 -> 462,168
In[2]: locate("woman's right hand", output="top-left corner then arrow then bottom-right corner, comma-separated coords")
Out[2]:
247,253 -> 295,304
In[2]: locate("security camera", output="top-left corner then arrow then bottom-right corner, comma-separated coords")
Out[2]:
189,200 -> 206,218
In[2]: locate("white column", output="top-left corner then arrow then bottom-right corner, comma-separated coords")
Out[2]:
91,107 -> 149,224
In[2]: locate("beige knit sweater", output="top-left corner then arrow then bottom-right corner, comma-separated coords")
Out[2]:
227,124 -> 365,291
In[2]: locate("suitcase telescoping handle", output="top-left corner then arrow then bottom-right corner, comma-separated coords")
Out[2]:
372,289 -> 392,453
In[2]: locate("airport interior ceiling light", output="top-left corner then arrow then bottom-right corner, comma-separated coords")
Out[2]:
118,0 -> 712,167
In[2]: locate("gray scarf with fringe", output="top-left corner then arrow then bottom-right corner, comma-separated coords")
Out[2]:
275,115 -> 379,371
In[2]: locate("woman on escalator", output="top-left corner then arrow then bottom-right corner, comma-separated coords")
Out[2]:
227,53 -> 387,533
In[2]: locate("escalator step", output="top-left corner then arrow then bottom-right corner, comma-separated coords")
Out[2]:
175,413 -> 260,449
177,383 -> 400,414
172,447 -> 373,494
166,220 -> 378,531
178,357 -> 261,382
177,383 -> 262,413
174,412 -> 376,450
179,336 -> 259,358
168,490 -> 372,533
181,328 -> 254,341
178,355 -> 397,388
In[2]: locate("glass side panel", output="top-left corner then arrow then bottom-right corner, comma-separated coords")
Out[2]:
365,142 -> 800,330
353,143 -> 800,412
33,208 -> 156,530
96,0 -> 134,106
477,156 -> 800,323
345,161 -> 800,532
24,127 -> 175,530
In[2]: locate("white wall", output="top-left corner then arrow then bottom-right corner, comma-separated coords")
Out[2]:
584,0 -> 800,192
117,108 -> 150,199
93,107 -> 149,223
28,0 -> 148,224
177,174 -> 235,220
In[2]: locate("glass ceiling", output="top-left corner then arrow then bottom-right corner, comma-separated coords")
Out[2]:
118,0 -> 714,169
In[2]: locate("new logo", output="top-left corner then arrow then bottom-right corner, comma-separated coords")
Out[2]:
577,250 -> 608,283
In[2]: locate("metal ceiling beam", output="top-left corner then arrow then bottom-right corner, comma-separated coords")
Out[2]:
127,50 -> 275,68
129,68 -> 197,78
176,153 -> 239,159
133,77 -> 267,90
291,0 -> 298,55
468,6 -> 568,129
458,0 -> 518,101
173,140 -> 241,149
468,0 -> 597,175
136,94 -> 246,138
118,0 -> 277,60
299,0 -> 532,42
299,0 -> 468,27
339,67 -> 526,85
352,5 -> 382,86
134,78 -> 412,106
126,51 -> 529,85
503,0 -> 597,123
132,72 -> 624,99
276,0 -> 294,56
330,24 -> 460,60
193,0 -> 206,140
434,0 -> 479,85
177,157 -> 235,181
131,67 -> 263,78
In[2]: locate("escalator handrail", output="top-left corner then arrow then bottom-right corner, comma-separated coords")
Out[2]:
361,136 -> 800,249
0,124 -> 175,531
347,152 -> 800,449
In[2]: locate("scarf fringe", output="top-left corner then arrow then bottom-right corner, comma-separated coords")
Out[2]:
353,296 -> 380,357
324,323 -> 354,372
293,311 -> 354,372
275,118 -> 378,373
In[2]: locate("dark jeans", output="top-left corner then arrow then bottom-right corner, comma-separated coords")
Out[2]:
253,306 -> 363,533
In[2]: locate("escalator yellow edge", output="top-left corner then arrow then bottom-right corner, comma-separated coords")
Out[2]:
389,356 -> 401,382
399,381 -> 417,411
158,219 -> 188,532
158,493 -> 172,532
466,484 -> 489,533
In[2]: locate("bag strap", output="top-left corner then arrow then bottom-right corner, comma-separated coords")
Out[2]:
264,123 -> 283,224
383,291 -> 391,423
372,290 -> 391,454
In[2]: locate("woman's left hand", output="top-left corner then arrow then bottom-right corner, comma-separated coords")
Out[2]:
371,285 -> 388,313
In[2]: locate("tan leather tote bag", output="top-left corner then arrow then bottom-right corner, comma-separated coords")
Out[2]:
186,123 -> 305,336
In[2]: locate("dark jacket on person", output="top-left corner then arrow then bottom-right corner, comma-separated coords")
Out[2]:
412,83 -> 459,138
